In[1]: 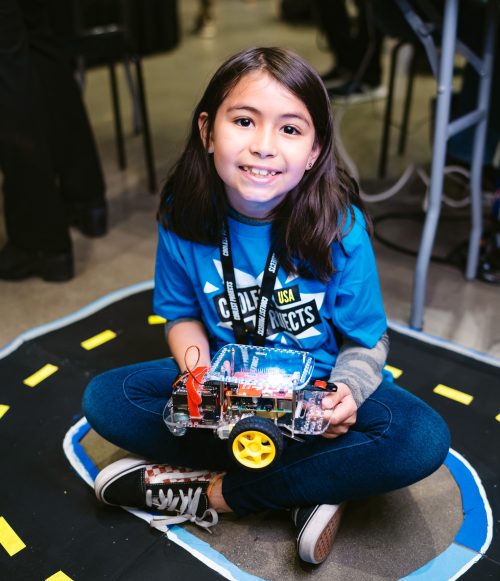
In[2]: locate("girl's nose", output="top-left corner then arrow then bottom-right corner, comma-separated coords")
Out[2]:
250,127 -> 277,158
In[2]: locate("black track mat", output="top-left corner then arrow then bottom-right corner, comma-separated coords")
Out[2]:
0,287 -> 498,580
385,325 -> 500,578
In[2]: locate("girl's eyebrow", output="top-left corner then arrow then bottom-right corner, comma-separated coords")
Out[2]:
226,105 -> 311,126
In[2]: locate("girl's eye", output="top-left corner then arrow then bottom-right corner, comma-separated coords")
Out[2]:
283,125 -> 300,135
235,118 -> 253,127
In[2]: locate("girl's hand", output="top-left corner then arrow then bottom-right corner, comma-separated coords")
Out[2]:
321,383 -> 357,439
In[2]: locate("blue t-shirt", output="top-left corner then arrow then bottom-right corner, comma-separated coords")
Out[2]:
153,207 -> 387,378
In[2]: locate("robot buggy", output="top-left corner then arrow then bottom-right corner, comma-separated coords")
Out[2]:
164,344 -> 337,470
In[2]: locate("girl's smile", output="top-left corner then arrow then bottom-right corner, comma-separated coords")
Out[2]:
199,71 -> 320,219
240,165 -> 281,178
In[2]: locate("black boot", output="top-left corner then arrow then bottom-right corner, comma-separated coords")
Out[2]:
478,234 -> 500,284
0,242 -> 74,282
67,202 -> 108,237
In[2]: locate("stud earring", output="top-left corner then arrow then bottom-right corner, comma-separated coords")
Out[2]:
307,162 -> 313,169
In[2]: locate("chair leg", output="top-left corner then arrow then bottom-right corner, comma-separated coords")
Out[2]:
76,56 -> 87,92
133,56 -> 157,193
378,40 -> 404,179
108,62 -> 126,170
123,58 -> 142,135
398,46 -> 417,156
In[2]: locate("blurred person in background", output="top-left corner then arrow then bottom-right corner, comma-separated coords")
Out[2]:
313,0 -> 386,102
0,0 -> 106,282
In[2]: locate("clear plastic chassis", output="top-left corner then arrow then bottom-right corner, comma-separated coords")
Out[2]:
164,344 -> 335,440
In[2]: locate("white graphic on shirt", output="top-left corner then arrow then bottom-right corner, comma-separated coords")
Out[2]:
203,281 -> 219,293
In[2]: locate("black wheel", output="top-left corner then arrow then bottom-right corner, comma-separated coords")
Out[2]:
228,416 -> 284,470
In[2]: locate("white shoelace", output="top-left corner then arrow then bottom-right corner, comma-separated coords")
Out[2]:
147,486 -> 218,532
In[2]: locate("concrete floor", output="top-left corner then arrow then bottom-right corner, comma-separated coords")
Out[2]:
1,0 -> 499,358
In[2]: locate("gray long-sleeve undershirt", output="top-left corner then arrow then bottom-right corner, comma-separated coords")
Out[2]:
329,332 -> 390,408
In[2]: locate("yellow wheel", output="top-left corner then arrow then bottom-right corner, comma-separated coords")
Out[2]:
228,417 -> 283,470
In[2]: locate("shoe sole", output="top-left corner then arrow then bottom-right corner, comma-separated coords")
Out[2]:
332,86 -> 388,105
94,457 -> 149,504
69,205 -> 108,238
297,504 -> 345,564
0,262 -> 73,282
322,76 -> 352,90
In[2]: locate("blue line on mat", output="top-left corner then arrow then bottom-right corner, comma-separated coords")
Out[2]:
171,527 -> 264,581
444,452 -> 490,552
70,419 -> 491,581
72,418 -> 99,481
398,543 -> 478,580
398,449 -> 492,580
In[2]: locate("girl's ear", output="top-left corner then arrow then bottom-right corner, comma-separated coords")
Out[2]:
306,144 -> 321,170
198,112 -> 214,153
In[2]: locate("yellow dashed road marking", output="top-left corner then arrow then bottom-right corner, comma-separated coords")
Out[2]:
0,517 -> 26,556
0,405 -> 10,419
148,315 -> 166,325
433,384 -> 474,405
45,571 -> 74,581
81,330 -> 117,350
23,364 -> 59,387
384,365 -> 403,379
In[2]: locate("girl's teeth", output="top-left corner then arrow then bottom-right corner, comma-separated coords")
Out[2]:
243,166 -> 277,176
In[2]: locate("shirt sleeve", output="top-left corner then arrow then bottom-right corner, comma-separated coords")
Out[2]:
331,212 -> 387,348
329,332 -> 389,407
153,224 -> 202,322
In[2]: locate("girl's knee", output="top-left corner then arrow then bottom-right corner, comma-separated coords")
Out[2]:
398,405 -> 451,483
381,384 -> 451,476
82,371 -> 116,429
426,411 -> 451,470
82,378 -> 99,424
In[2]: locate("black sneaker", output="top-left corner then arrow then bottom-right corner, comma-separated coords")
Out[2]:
94,457 -> 220,531
0,242 -> 74,282
328,81 -> 387,104
478,243 -> 500,284
320,67 -> 353,90
67,202 -> 108,237
292,503 -> 344,564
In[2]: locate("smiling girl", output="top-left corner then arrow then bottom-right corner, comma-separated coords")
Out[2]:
83,47 -> 449,566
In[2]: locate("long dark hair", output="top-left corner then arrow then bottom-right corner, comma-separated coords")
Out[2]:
158,46 -> 370,282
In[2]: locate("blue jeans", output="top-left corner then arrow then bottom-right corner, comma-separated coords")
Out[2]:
82,358 -> 450,515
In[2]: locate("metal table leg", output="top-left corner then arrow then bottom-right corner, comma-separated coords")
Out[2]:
466,0 -> 497,280
410,0 -> 459,330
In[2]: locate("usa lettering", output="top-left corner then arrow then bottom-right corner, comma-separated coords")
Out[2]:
277,288 -> 295,305
274,284 -> 301,306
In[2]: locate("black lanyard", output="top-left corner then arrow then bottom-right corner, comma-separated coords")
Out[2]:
220,219 -> 279,346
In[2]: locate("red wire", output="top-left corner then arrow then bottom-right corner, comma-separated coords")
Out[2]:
183,345 -> 204,385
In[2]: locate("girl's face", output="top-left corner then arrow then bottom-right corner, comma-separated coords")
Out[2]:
199,71 -> 321,219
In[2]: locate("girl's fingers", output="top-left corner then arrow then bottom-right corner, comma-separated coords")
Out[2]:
322,409 -> 357,438
330,399 -> 357,425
